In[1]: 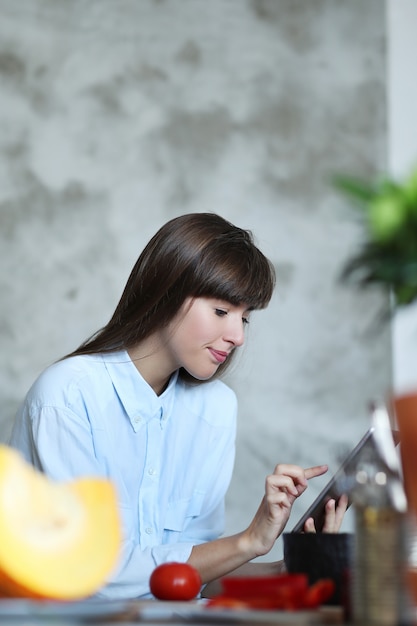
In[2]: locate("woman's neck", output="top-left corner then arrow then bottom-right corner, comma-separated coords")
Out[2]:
127,337 -> 176,395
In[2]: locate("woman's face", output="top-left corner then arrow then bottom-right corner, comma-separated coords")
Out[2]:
162,297 -> 250,381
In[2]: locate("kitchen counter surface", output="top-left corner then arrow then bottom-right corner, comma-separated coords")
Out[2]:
0,598 -> 347,625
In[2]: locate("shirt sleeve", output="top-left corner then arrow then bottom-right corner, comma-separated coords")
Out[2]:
10,402 -> 99,477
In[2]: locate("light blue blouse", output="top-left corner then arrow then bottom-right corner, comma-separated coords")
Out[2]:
9,350 -> 237,599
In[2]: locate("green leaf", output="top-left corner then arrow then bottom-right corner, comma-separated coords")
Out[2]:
331,175 -> 377,205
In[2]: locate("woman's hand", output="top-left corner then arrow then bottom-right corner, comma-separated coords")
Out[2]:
303,493 -> 349,533
241,463 -> 328,557
189,463 -> 342,587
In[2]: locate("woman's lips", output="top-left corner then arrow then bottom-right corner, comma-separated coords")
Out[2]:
208,348 -> 228,363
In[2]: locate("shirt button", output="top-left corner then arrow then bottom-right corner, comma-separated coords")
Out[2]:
160,408 -> 167,421
133,416 -> 141,424
148,468 -> 156,476
145,527 -> 153,534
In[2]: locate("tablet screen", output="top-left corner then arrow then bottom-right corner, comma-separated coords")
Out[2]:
291,426 -> 400,533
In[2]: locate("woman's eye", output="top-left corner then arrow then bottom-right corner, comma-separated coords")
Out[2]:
215,308 -> 227,317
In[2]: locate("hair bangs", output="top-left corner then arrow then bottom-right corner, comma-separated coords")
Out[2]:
191,242 -> 276,310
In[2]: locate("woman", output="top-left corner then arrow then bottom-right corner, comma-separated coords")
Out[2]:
10,213 -> 346,599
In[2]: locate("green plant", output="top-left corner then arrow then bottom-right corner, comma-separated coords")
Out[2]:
333,165 -> 417,308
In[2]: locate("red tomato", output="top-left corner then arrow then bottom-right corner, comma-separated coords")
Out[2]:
150,562 -> 202,601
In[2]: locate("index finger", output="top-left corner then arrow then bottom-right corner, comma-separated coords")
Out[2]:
304,464 -> 328,480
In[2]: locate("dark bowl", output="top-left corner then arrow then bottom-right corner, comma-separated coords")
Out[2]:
283,532 -> 353,606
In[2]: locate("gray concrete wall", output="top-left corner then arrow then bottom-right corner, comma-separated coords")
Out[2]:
0,0 -> 390,559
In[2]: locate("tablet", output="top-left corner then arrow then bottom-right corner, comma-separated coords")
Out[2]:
291,426 -> 400,533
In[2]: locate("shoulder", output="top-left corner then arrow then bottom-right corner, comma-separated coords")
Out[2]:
33,354 -> 104,387
24,354 -> 107,408
175,378 -> 237,428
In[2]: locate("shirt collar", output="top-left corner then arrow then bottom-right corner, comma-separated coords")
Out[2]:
101,350 -> 179,431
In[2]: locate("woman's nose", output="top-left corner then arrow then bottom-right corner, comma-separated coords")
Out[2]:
225,319 -> 245,347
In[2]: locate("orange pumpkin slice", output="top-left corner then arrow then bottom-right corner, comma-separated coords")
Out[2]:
0,445 -> 121,600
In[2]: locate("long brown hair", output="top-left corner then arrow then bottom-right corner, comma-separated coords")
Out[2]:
66,213 -> 275,380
